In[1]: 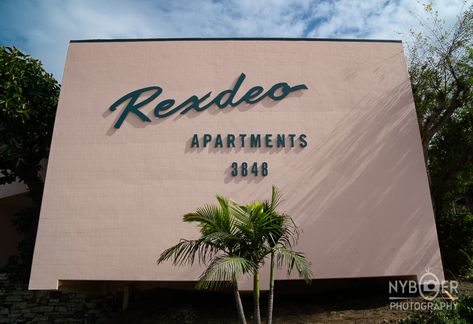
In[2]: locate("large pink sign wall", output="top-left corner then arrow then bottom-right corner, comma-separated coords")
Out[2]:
29,39 -> 443,290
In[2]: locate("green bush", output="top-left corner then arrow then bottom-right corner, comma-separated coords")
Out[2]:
400,296 -> 473,324
436,208 -> 473,277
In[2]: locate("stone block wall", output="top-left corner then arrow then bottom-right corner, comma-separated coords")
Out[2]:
0,274 -> 115,323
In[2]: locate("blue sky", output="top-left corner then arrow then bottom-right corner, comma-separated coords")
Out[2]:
0,0 -> 466,81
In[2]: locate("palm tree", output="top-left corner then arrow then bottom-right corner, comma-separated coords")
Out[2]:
157,196 -> 254,324
232,200 -> 282,324
263,186 -> 312,324
232,187 -> 313,324
158,188 -> 312,324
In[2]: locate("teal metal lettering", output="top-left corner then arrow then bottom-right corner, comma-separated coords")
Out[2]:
110,73 -> 308,129
288,134 -> 296,147
227,134 -> 235,148
203,134 -> 212,147
299,134 -> 307,147
110,86 -> 162,129
239,134 -> 247,147
215,134 -> 223,148
191,134 -> 199,148
265,134 -> 273,148
276,134 -> 285,147
250,134 -> 261,147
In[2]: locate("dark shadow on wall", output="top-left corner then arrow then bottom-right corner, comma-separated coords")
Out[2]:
273,79 -> 441,278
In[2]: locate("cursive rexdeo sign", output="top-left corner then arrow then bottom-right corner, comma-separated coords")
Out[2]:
109,73 -> 308,129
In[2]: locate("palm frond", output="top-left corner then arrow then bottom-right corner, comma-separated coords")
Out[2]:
231,203 -> 256,240
275,213 -> 300,247
196,255 -> 256,290
184,201 -> 234,236
202,231 -> 242,253
231,203 -> 250,224
157,238 -> 218,266
183,203 -> 220,230
216,195 -> 229,213
274,247 -> 313,283
269,186 -> 283,211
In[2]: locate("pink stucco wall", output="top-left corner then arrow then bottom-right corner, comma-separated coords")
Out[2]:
29,39 -> 443,290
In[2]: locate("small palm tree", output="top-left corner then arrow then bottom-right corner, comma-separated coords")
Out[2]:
158,188 -> 312,324
232,200 -> 282,324
262,187 -> 312,324
157,196 -> 254,324
232,187 -> 312,324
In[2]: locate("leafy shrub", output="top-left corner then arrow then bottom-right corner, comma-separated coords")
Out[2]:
400,296 -> 473,324
436,208 -> 473,277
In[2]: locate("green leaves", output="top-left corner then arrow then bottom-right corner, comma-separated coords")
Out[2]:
196,256 -> 255,290
408,2 -> 473,276
408,3 -> 473,150
0,46 -> 59,279
157,238 -> 219,266
273,247 -> 312,284
0,46 -> 59,183
158,187 -> 312,294
158,195 -> 256,288
157,188 -> 312,324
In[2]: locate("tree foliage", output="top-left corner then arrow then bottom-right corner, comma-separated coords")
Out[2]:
158,188 -> 312,324
158,195 -> 253,324
408,2 -> 473,275
0,46 -> 59,279
408,2 -> 473,207
260,187 -> 312,324
0,46 -> 59,206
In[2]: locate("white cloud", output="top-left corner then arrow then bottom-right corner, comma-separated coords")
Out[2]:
0,0 -> 468,80
307,0 -> 467,39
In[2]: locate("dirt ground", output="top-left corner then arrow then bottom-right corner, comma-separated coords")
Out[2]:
106,279 -> 473,323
